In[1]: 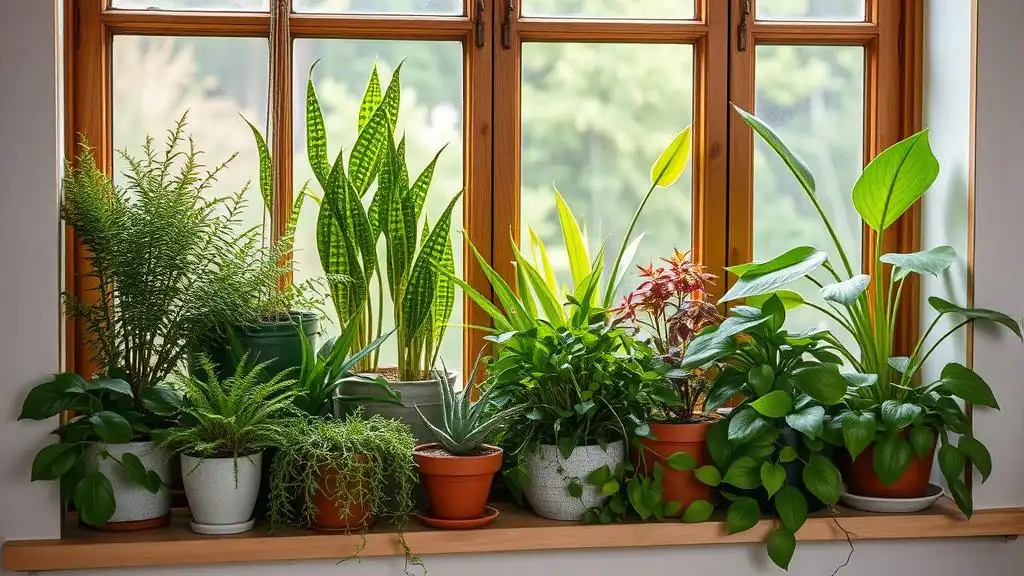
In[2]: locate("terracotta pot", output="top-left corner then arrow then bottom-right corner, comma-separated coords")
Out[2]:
637,421 -> 713,517
838,435 -> 937,499
413,443 -> 502,521
311,462 -> 373,532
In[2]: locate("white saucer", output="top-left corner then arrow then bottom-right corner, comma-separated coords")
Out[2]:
190,518 -> 256,535
841,483 -> 944,513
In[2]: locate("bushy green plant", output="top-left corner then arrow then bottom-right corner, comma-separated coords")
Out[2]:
415,357 -> 522,456
726,107 -> 1022,518
268,414 -> 417,530
161,356 -> 297,460
19,117 -> 282,526
307,62 -> 460,380
452,127 -> 693,333
680,296 -> 848,570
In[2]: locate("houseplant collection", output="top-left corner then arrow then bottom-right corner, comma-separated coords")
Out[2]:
22,58 -> 1019,575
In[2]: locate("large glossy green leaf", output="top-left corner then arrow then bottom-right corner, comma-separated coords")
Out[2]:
723,457 -> 761,490
873,432 -> 912,486
89,411 -> 132,443
357,65 -> 382,133
553,188 -> 591,288
928,297 -> 1022,339
746,290 -> 805,310
728,407 -> 774,445
750,390 -> 792,418
881,246 -> 956,281
767,527 -> 797,570
786,405 -> 825,440
305,62 -> 330,190
774,486 -> 808,532
720,247 -> 828,303
734,105 -> 815,197
31,442 -> 85,481
682,499 -> 714,523
650,126 -> 692,187
760,461 -> 786,498
880,400 -> 922,430
938,444 -> 965,482
402,193 -> 462,346
958,435 -> 992,481
681,315 -> 772,369
726,497 -> 760,534
820,274 -> 870,305
852,129 -> 939,232
842,411 -> 877,460
74,472 -> 115,526
802,453 -> 842,505
937,363 -> 1000,408
242,116 -> 272,213
790,364 -> 847,405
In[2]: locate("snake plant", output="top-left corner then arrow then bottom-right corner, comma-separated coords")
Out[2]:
415,359 -> 520,456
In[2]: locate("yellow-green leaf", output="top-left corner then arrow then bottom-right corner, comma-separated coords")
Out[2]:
650,126 -> 692,187
553,187 -> 591,287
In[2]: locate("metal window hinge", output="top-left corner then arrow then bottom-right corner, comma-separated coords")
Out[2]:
738,0 -> 751,52
502,0 -> 514,50
474,0 -> 485,48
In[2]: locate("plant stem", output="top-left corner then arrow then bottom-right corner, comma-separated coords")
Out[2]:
603,181 -> 657,308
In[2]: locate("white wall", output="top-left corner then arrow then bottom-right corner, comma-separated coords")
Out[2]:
4,0 -> 1024,575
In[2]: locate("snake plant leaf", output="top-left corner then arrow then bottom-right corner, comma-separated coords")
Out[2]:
281,183 -> 311,253
881,245 -> 957,281
734,105 -> 815,197
396,136 -> 411,195
553,187 -> 592,287
347,93 -> 391,198
242,116 -> 272,214
344,180 -> 377,279
382,133 -> 409,299
720,247 -> 828,303
650,126 -> 692,187
511,238 -> 565,324
853,129 -> 939,232
407,145 -> 446,226
357,64 -> 382,134
528,227 -> 559,296
402,192 -> 462,347
320,150 -> 365,322
431,230 -> 457,361
928,296 -> 1023,339
820,274 -> 870,305
380,61 -> 403,133
305,61 -> 330,190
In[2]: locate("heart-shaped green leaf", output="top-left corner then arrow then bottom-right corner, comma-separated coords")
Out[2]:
694,465 -> 721,487
760,461 -> 786,498
908,425 -> 936,459
89,411 -> 132,443
747,365 -> 776,397
880,400 -> 923,430
74,472 -> 115,527
774,486 -> 808,532
790,364 -> 847,405
723,456 -> 762,490
937,363 -> 1000,408
767,527 -> 797,570
929,297 -> 1022,339
873,432 -> 913,486
750,390 -> 793,418
852,129 -> 939,232
682,499 -> 714,523
786,405 -> 825,440
667,451 -> 696,472
842,411 -> 877,460
957,435 -> 992,481
802,453 -> 842,505
726,497 -> 760,534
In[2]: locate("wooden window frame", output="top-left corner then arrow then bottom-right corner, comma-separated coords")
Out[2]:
64,0 -> 923,377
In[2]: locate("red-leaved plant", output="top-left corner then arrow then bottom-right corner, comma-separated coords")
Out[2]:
615,249 -> 721,422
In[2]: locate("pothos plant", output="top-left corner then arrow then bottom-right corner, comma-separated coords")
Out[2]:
725,107 -> 1022,517
307,61 -> 461,381
676,295 -> 850,570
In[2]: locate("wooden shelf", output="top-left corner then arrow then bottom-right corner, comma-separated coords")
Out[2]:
5,499 -> 1024,572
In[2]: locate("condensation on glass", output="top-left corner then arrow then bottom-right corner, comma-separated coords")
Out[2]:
752,45 -> 865,353
111,0 -> 269,10
756,0 -> 865,22
293,0 -> 463,15
519,42 -> 695,304
523,0 -> 695,19
111,36 -> 270,234
291,39 -> 465,365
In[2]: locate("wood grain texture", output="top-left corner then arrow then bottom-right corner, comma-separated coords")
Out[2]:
289,13 -> 471,39
5,500 -> 1024,572
517,18 -> 708,42
101,9 -> 270,36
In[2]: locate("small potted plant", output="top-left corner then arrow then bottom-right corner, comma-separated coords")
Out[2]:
486,285 -> 662,521
614,248 -> 722,517
161,356 -> 297,534
19,120 -> 272,530
412,358 -> 522,528
728,107 -> 1022,517
268,414 -> 417,532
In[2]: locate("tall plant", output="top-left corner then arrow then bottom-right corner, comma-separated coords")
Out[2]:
721,106 -> 1022,517
307,62 -> 460,381
452,127 -> 692,333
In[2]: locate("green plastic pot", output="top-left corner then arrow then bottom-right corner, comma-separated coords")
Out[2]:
196,311 -> 319,379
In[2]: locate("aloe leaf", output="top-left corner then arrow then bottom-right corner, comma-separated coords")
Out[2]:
305,61 -> 330,190
852,129 -> 939,232
553,187 -> 591,287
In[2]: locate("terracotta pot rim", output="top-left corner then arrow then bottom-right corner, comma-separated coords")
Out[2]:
646,419 -> 715,443
414,443 -> 502,460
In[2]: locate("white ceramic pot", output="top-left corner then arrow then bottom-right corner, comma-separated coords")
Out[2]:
525,441 -> 624,521
84,441 -> 171,525
182,452 -> 262,534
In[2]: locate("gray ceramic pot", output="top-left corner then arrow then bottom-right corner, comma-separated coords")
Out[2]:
333,369 -> 453,445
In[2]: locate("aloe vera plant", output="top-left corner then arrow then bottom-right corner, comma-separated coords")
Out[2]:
306,61 -> 461,381
450,127 -> 692,332
415,359 -> 521,456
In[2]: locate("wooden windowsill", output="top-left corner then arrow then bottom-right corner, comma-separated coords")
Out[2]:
4,499 -> 1024,572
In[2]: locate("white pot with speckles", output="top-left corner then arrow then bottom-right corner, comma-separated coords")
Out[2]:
84,441 -> 171,525
525,441 -> 624,521
182,452 -> 261,534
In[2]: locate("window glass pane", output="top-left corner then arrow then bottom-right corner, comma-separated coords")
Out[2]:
520,43 -> 694,302
523,0 -> 694,19
294,0 -> 462,15
292,40 -> 464,367
756,0 -> 865,21
111,0 -> 268,10
112,36 -> 269,234
753,45 -> 864,355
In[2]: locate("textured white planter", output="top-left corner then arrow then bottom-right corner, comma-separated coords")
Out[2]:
85,441 -> 171,525
525,441 -> 624,521
182,452 -> 262,535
